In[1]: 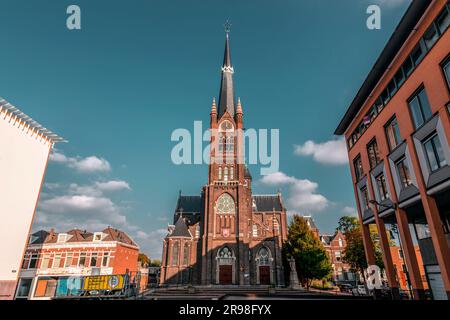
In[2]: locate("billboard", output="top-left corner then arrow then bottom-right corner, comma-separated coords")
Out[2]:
82,275 -> 125,291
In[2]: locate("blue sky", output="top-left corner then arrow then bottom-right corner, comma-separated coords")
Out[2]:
0,0 -> 411,258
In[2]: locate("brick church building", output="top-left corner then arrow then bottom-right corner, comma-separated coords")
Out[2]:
160,30 -> 288,286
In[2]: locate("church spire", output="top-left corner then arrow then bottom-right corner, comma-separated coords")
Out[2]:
217,22 -> 235,119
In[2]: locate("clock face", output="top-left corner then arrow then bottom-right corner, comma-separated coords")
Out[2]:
216,193 -> 235,214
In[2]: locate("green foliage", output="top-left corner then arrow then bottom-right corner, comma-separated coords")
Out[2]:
283,215 -> 332,289
149,259 -> 162,267
339,216 -> 384,279
336,216 -> 359,234
138,253 -> 150,267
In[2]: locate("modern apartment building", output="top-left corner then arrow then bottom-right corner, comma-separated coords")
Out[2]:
15,227 -> 140,300
335,0 -> 450,300
0,98 -> 63,300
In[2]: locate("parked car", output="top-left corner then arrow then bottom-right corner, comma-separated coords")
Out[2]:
338,284 -> 353,293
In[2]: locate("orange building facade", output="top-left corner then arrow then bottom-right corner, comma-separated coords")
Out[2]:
336,0 -> 450,300
15,227 -> 140,299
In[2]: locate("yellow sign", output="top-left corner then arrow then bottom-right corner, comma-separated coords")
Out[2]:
83,275 -> 125,291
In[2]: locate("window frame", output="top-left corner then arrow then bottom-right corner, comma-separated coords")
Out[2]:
422,133 -> 447,173
441,54 -> 450,93
384,116 -> 402,151
375,173 -> 389,201
353,155 -> 363,181
396,157 -> 413,190
407,86 -> 433,130
367,138 -> 381,170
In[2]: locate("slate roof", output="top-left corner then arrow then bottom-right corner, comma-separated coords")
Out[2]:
167,216 -> 192,238
303,216 -> 318,230
28,227 -> 137,246
320,234 -> 335,245
175,195 -> 203,214
252,195 -> 283,212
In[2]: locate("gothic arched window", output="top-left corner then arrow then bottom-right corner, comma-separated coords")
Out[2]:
230,166 -> 234,180
226,136 -> 234,152
218,167 -> 222,180
183,243 -> 190,266
219,120 -> 234,132
219,136 -> 226,152
257,247 -> 270,265
172,242 -> 179,266
224,167 -> 229,181
215,193 -> 235,214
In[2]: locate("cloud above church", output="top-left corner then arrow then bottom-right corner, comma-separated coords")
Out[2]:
260,172 -> 329,214
50,150 -> 111,173
294,137 -> 348,165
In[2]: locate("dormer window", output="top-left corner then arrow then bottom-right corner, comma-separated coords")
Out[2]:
93,232 -> 103,242
57,233 -> 68,243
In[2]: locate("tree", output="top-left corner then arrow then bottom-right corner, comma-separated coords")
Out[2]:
149,259 -> 161,267
336,216 -> 359,234
138,253 -> 150,267
283,215 -> 332,289
339,216 -> 384,282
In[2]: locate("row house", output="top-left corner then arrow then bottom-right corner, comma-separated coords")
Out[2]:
15,227 -> 140,299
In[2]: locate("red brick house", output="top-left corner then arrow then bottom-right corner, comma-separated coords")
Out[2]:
159,30 -> 288,287
15,227 -> 140,299
320,231 -> 356,285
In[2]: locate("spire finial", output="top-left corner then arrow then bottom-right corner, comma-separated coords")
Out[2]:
224,19 -> 232,34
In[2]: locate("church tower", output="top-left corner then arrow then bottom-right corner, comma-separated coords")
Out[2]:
160,26 -> 287,287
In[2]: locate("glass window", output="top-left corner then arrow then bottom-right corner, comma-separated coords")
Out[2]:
215,193 -> 235,214
367,139 -> 381,169
230,166 -> 234,180
360,186 -> 370,210
78,252 -> 86,267
172,243 -> 179,266
102,252 -> 110,267
410,44 -> 424,66
223,167 -> 229,181
443,57 -> 450,90
354,156 -> 363,181
388,79 -> 397,97
52,254 -> 62,268
16,279 -> 32,298
436,6 -> 450,34
381,88 -> 390,105
376,174 -> 389,201
374,96 -> 384,113
423,133 -> 447,172
423,23 -> 439,49
90,253 -> 98,267
41,254 -> 50,269
183,244 -> 190,266
218,167 -> 222,180
396,158 -> 413,189
28,254 -> 38,269
394,68 -> 405,88
408,87 -> 433,129
385,117 -> 402,151
65,253 -> 73,267
403,57 -> 414,77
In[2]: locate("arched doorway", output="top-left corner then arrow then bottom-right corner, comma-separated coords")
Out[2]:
216,246 -> 235,285
256,247 -> 272,285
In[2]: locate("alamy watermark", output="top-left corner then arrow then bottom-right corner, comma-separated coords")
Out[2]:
170,121 -> 279,176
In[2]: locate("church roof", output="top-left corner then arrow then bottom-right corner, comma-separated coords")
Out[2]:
217,31 -> 236,119
303,216 -> 318,230
175,195 -> 202,214
252,195 -> 283,212
168,216 -> 192,238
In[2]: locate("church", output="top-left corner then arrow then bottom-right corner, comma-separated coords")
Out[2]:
160,29 -> 288,287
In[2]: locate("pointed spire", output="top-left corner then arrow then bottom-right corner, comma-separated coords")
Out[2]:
211,97 -> 217,114
217,22 -> 235,119
236,97 -> 242,114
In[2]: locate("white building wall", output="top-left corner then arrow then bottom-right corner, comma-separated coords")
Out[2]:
0,109 -> 52,298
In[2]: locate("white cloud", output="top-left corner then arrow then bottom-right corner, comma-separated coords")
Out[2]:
294,138 -> 348,165
96,180 -> 131,192
342,206 -> 358,216
50,150 -> 111,173
260,172 -> 329,214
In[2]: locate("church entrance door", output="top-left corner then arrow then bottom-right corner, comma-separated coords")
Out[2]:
259,266 -> 270,285
219,265 -> 233,285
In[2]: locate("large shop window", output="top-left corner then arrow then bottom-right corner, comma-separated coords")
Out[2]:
385,117 -> 402,151
408,87 -> 433,129
423,133 -> 447,172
